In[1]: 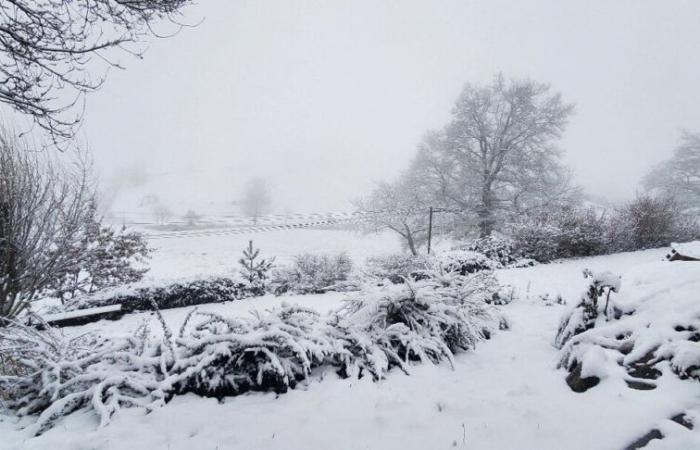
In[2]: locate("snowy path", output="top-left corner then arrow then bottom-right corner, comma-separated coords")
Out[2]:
3,248 -> 700,449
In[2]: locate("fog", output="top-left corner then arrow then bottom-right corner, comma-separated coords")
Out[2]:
81,0 -> 700,214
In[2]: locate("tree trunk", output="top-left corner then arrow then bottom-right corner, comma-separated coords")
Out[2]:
404,225 -> 418,256
478,183 -> 495,237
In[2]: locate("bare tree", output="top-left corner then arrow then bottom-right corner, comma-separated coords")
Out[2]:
435,75 -> 574,237
356,172 -> 435,256
0,128 -> 94,319
643,131 -> 700,215
241,178 -> 271,225
0,0 -> 191,146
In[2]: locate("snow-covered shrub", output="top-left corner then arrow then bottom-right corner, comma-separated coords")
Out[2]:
173,304 -> 344,397
237,240 -> 275,296
0,317 -> 169,435
556,261 -> 700,393
67,277 -> 250,314
607,194 -> 700,252
509,206 -> 607,262
270,252 -> 353,295
48,203 -> 151,304
555,269 -> 621,349
464,235 -> 519,266
362,253 -> 430,284
2,271 -> 510,433
432,249 -> 502,275
330,273 -> 506,379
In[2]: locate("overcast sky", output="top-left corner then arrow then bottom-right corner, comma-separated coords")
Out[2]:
78,0 -> 700,213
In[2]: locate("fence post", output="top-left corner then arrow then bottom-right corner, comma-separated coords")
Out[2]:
427,206 -> 434,254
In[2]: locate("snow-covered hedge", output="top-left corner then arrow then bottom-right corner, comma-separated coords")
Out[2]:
65,277 -> 253,314
555,262 -> 700,393
1,271 -> 508,434
270,252 -> 354,295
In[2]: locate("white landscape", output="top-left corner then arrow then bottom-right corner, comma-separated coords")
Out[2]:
2,230 -> 700,450
2,2 -> 700,450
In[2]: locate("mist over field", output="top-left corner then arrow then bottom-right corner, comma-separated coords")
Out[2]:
76,0 -> 700,216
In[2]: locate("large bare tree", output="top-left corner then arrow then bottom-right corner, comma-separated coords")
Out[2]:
0,0 -> 191,146
437,75 -> 574,236
0,128 -> 94,319
643,131 -> 700,215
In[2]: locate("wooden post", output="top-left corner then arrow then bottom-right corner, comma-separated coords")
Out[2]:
427,206 -> 434,254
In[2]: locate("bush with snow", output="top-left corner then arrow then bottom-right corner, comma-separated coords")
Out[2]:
555,269 -> 621,349
362,253 -> 431,284
432,249 -> 502,274
0,316 -> 169,435
555,261 -> 700,393
330,272 -> 507,379
508,206 -> 607,262
65,277 -> 252,314
607,194 -> 700,252
0,270 -> 508,434
173,304 -> 342,397
463,235 -> 520,266
270,252 -> 354,295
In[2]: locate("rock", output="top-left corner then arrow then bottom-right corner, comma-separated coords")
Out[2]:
565,363 -> 600,393
624,429 -> 663,450
670,413 -> 694,430
625,379 -> 656,390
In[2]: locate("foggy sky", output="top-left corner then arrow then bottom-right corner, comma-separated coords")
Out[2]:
79,0 -> 700,213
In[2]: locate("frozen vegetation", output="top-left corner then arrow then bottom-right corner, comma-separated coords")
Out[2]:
2,231 -> 700,450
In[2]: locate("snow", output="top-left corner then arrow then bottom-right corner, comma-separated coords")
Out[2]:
39,304 -> 122,323
3,234 -> 700,449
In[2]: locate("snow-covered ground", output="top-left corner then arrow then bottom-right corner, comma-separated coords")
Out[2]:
144,229 -> 402,280
2,232 -> 699,450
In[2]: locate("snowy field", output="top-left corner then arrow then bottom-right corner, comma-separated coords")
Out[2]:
2,231 -> 700,450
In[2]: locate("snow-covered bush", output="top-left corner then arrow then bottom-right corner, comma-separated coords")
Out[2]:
330,272 -> 507,379
0,317 -> 168,435
2,271 -> 509,434
432,249 -> 502,274
362,253 -> 431,284
271,252 -> 353,295
555,269 -> 621,349
173,304 -> 343,397
48,207 -> 151,304
607,194 -> 700,252
556,261 -> 700,393
508,206 -> 607,262
67,277 -> 250,313
464,235 -> 519,266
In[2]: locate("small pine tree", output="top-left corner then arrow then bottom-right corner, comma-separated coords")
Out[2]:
238,240 -> 274,295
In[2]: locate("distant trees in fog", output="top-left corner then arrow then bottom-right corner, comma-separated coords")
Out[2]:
359,75 -> 577,249
241,178 -> 272,224
643,131 -> 700,215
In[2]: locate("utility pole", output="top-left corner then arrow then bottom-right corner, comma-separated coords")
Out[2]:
427,206 -> 434,254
